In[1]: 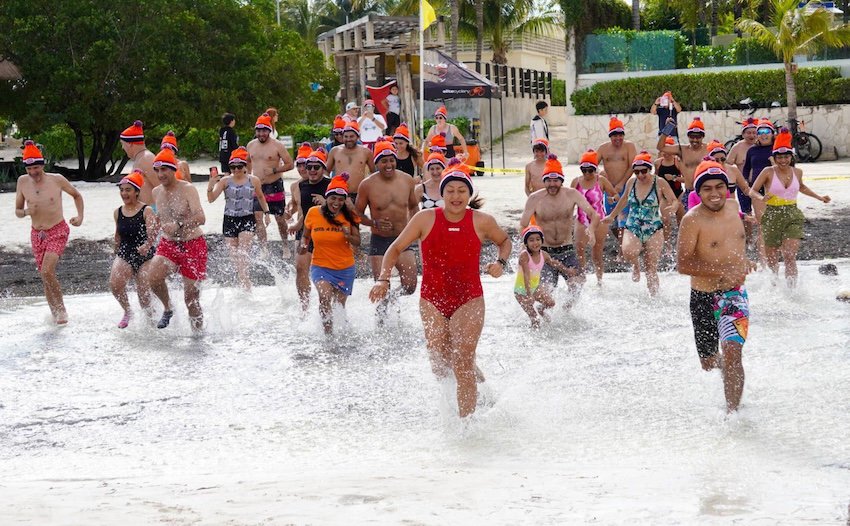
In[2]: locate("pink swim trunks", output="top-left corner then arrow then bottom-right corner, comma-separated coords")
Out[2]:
31,221 -> 69,271
156,236 -> 208,281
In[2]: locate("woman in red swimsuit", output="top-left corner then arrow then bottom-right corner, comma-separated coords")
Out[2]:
369,158 -> 511,418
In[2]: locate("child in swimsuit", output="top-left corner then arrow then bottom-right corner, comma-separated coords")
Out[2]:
514,223 -> 571,328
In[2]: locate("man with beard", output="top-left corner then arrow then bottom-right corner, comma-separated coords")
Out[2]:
326,120 -> 374,203
246,112 -> 294,258
355,139 -> 419,316
678,160 -> 751,413
520,154 -> 600,310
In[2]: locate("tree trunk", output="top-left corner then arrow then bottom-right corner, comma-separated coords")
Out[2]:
785,61 -> 797,122
475,0 -> 484,64
450,0 -> 459,59
632,0 -> 640,30
70,123 -> 85,173
734,0 -> 743,37
710,0 -> 718,38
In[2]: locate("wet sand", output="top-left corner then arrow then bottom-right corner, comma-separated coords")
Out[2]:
2,211 -> 849,298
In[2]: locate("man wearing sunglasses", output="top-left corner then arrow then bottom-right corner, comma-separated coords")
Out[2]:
288,149 -> 332,311
656,116 -> 709,209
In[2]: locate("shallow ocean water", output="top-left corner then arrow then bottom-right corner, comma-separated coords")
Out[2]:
1,258 -> 849,524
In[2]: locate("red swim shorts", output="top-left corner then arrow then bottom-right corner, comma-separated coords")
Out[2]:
156,236 -> 208,281
31,221 -> 69,272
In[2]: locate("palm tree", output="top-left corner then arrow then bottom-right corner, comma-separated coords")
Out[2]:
632,0 -> 640,30
737,0 -> 850,121
451,0 -> 460,59
284,0 -> 333,43
458,0 -> 559,64
476,0 -> 484,63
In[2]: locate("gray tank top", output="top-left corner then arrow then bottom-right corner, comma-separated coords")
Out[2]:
224,179 -> 255,217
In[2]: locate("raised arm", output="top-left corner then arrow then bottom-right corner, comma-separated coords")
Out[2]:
207,173 -> 226,202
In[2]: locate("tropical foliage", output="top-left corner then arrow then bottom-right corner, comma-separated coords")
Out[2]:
737,0 -> 850,120
0,0 -> 338,180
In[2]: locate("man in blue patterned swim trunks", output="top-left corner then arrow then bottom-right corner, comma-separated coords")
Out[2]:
677,160 -> 752,413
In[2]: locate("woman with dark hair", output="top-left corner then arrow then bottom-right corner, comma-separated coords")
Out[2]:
300,173 -> 361,334
110,170 -> 157,328
370,159 -> 510,418
392,123 -> 422,180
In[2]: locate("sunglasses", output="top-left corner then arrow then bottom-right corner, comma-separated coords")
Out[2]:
306,164 -> 323,170
435,115 -> 446,120
634,169 -> 649,175
714,156 -> 727,162
757,129 -> 773,135
229,165 -> 245,170
580,167 -> 596,173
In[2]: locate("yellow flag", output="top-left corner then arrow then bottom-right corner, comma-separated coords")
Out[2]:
421,0 -> 437,31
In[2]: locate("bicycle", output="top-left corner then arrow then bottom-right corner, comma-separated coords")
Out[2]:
723,97 -> 759,151
787,118 -> 822,162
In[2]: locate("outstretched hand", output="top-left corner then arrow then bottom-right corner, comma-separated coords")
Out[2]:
369,281 -> 390,303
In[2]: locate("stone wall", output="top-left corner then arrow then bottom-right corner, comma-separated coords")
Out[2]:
551,105 -> 846,162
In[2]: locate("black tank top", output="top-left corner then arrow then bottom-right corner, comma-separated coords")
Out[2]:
657,162 -> 683,196
299,177 -> 331,218
117,205 -> 148,255
396,154 -> 416,178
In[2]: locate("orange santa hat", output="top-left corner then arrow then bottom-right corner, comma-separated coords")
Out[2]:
325,172 -> 350,197
772,128 -> 794,155
608,116 -> 625,136
153,148 -> 178,171
687,117 -> 706,135
373,139 -> 398,164
295,142 -> 313,164
425,151 -> 447,169
255,113 -> 273,131
532,137 -> 549,152
579,149 -> 599,169
118,170 -> 145,190
434,105 -> 448,118
307,148 -> 328,168
706,139 -> 727,157
440,157 -> 473,195
120,120 -> 145,144
393,123 -> 411,142
229,146 -> 249,166
429,132 -> 447,152
541,153 -> 564,181
332,115 -> 346,134
21,140 -> 45,165
521,216 -> 544,244
160,130 -> 179,153
631,150 -> 654,170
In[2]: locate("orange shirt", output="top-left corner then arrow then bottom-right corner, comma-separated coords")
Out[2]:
305,206 -> 359,269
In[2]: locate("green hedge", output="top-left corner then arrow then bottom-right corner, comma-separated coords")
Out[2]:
29,123 -> 333,162
571,66 -> 850,115
552,78 -> 566,106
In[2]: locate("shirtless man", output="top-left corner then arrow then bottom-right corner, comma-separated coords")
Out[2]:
657,116 -> 709,208
144,148 -> 207,331
598,117 -> 637,244
524,138 -> 549,196
355,140 -> 419,313
120,120 -> 157,205
326,121 -> 375,202
246,112 -> 294,258
727,117 -> 758,169
520,153 -> 599,309
678,160 -> 751,413
14,141 -> 84,324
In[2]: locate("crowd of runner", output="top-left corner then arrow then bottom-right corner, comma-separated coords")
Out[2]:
14,103 -> 832,417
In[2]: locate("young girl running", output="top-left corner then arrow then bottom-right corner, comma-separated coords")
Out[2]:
514,220 -> 572,328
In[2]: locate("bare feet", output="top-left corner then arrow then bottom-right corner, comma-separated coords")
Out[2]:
55,310 -> 68,325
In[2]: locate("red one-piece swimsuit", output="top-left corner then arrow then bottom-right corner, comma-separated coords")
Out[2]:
420,208 -> 483,318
